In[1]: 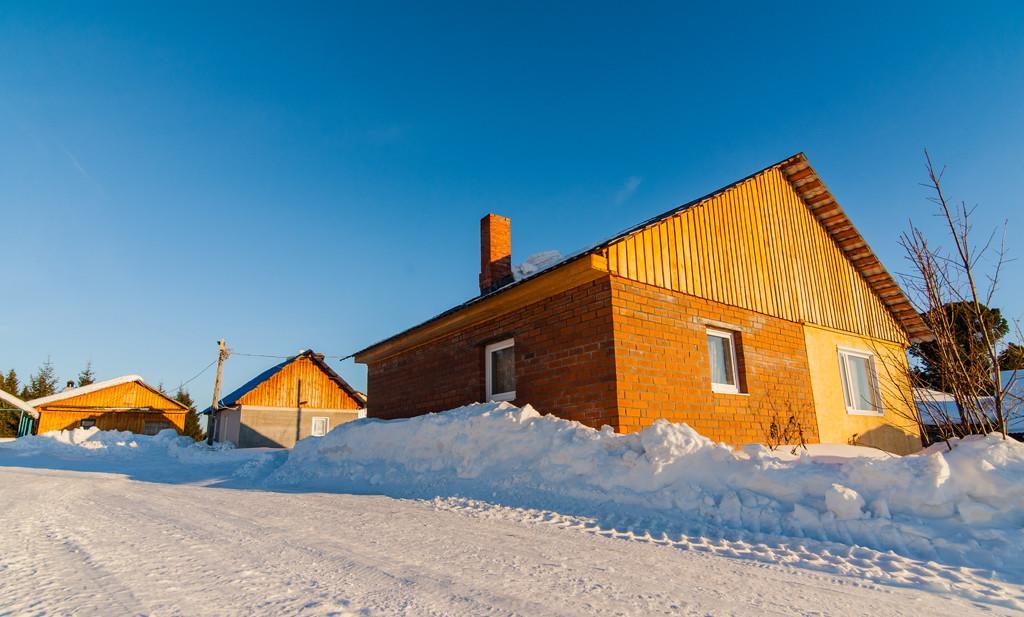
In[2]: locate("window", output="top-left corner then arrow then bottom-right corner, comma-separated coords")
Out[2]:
80,419 -> 96,429
143,421 -> 172,436
838,348 -> 882,415
485,338 -> 516,402
311,416 -> 330,437
707,328 -> 740,394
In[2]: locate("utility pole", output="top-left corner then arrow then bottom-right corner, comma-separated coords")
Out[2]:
207,339 -> 229,446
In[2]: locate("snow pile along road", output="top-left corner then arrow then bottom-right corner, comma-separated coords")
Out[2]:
6,427 -> 227,462
2,427 -> 279,482
271,402 -> 1024,580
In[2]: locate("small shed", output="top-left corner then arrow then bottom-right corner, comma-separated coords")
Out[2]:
207,350 -> 366,448
28,375 -> 188,435
0,389 -> 39,436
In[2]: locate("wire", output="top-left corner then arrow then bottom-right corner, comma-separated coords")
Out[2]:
231,353 -> 292,359
175,359 -> 218,391
173,349 -> 358,395
231,352 -> 358,361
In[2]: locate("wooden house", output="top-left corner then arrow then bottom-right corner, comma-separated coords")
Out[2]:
207,350 -> 366,448
355,153 -> 932,454
28,375 -> 188,435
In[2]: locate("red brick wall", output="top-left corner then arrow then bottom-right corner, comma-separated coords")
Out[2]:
479,214 -> 513,293
365,274 -> 820,446
365,278 -> 620,428
610,276 -> 819,444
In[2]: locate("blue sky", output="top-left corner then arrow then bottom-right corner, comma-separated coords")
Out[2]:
2,2 -> 1022,400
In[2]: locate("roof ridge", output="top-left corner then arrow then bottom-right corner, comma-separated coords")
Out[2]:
355,152 -> 930,357
208,349 -> 364,411
27,374 -> 146,407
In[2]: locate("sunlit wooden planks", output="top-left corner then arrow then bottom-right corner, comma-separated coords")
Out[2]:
238,356 -> 363,410
604,166 -> 907,344
41,381 -> 183,411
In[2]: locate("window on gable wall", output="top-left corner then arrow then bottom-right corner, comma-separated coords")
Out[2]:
838,348 -> 883,415
485,338 -> 516,402
707,328 -> 741,394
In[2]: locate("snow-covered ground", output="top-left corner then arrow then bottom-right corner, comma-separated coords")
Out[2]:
1,404 -> 1022,615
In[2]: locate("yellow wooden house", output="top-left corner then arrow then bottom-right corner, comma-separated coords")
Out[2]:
28,375 -> 188,435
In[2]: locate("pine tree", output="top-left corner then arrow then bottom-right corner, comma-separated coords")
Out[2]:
175,386 -> 205,441
0,369 -> 21,437
21,359 -> 59,401
909,302 -> 1009,393
999,343 -> 1024,371
77,361 -> 96,387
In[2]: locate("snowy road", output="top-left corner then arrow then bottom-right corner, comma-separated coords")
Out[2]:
0,466 -> 1010,617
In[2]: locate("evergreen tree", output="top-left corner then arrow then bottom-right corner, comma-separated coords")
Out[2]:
77,361 -> 96,387
21,359 -> 59,400
999,343 -> 1024,371
175,386 -> 205,441
1,369 -> 19,398
0,369 -> 21,437
910,302 -> 1009,393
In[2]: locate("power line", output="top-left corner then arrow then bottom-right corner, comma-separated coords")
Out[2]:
231,351 -> 358,361
173,348 -> 359,400
231,353 -> 291,359
175,358 -> 218,391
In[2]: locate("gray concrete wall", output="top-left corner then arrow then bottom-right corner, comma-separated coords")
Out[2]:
217,409 -> 241,445
237,407 -> 361,448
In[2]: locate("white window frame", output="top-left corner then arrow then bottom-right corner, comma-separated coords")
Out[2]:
311,416 -> 330,437
837,347 -> 883,416
485,338 -> 516,402
707,328 -> 741,394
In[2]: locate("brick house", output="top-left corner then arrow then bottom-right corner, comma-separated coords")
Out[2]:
354,154 -> 932,454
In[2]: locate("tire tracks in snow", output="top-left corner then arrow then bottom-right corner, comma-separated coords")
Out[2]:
430,496 -> 1024,611
0,467 -> 1016,616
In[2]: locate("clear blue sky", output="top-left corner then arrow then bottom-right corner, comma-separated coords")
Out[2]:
2,2 -> 1022,401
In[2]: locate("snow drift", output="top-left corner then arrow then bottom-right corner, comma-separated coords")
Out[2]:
270,402 -> 1024,578
6,427 -> 224,460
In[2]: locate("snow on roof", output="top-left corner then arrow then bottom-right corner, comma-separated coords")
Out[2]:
27,375 -> 146,407
0,390 -> 38,420
913,387 -> 956,403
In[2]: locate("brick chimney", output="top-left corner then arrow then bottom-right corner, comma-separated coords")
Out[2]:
479,213 -> 512,294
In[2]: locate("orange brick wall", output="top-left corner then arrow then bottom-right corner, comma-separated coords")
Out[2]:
365,278 -> 620,427
610,276 -> 819,444
365,274 -> 821,445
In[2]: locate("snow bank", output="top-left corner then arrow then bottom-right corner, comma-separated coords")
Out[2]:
3,427 -> 237,465
270,402 -> 1024,577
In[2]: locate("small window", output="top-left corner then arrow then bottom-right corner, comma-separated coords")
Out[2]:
311,416 -> 330,437
838,348 -> 882,415
707,328 -> 740,394
143,421 -> 172,435
485,338 -> 516,402
80,419 -> 97,429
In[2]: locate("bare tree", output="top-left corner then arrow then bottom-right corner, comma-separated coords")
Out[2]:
759,388 -> 809,454
898,151 -> 1021,443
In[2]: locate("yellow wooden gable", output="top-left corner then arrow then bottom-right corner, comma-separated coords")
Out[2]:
34,379 -> 186,413
603,159 -> 915,345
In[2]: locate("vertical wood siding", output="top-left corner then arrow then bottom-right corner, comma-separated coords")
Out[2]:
605,167 -> 906,344
34,381 -> 188,434
237,356 -> 363,409
36,411 -> 186,434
